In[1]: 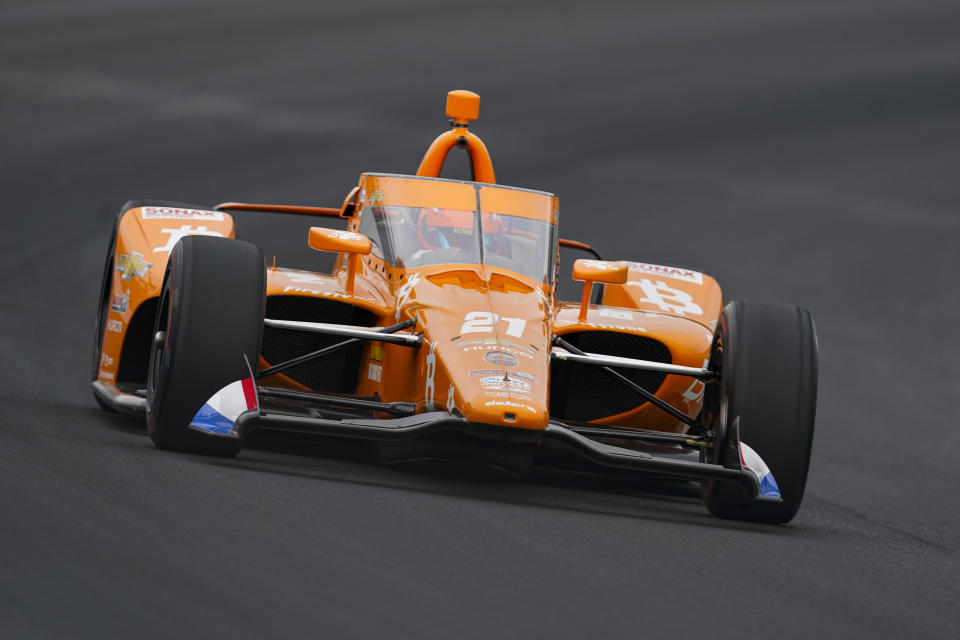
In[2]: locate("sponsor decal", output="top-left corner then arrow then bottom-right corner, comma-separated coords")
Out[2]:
284,285 -> 324,295
484,400 -> 537,413
100,353 -> 114,368
470,369 -> 504,377
153,225 -> 225,253
462,344 -> 533,359
510,371 -> 537,384
395,272 -> 421,321
369,190 -> 384,204
325,229 -> 364,242
446,384 -> 456,412
140,207 -> 224,221
459,337 -> 535,354
597,308 -> 633,321
367,363 -> 383,383
580,259 -> 622,272
281,270 -> 330,285
627,279 -> 703,316
682,358 -> 710,407
483,350 -> 518,367
424,341 -> 437,410
625,262 -> 703,285
281,285 -> 374,303
480,376 -> 531,393
370,344 -> 384,362
580,321 -> 647,332
116,252 -> 152,281
111,290 -> 129,313
98,369 -> 115,381
106,318 -> 123,333
470,369 -> 537,384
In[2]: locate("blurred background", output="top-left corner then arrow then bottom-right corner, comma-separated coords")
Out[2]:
2,0 -> 958,637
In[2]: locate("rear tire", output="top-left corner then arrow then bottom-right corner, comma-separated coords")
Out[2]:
146,235 -> 265,457
702,300 -> 818,524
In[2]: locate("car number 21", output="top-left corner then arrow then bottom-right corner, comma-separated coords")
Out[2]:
459,312 -> 526,338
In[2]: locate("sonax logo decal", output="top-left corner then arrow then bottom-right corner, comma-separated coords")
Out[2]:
625,262 -> 703,285
141,207 -> 224,221
116,252 -> 152,281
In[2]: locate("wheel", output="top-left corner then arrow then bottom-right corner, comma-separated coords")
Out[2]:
91,215 -> 120,411
702,300 -> 818,524
146,235 -> 265,457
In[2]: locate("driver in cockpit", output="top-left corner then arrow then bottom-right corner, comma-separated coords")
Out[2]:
414,208 -> 505,260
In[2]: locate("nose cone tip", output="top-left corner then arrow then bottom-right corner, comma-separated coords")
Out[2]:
467,403 -> 548,430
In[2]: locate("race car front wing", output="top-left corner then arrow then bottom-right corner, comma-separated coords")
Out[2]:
188,375 -> 781,505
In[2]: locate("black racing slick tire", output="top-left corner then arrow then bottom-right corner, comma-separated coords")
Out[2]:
702,300 -> 819,524
146,235 -> 265,457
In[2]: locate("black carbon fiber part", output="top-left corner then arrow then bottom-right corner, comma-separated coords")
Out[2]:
550,331 -> 671,421
260,296 -> 376,392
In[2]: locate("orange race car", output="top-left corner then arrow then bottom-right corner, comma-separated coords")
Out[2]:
91,91 -> 818,524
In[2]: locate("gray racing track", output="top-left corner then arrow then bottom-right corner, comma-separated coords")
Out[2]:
2,1 -> 959,637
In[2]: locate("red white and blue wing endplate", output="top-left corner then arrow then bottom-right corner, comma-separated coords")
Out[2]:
189,377 -> 258,436
738,442 -> 781,499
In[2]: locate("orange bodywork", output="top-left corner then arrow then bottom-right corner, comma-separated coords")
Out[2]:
96,206 -> 237,399
96,91 -> 724,439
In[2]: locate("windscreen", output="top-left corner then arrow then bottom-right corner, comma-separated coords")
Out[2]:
359,207 -> 557,284
356,177 -> 558,285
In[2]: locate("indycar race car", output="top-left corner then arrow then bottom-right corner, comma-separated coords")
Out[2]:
91,90 -> 818,524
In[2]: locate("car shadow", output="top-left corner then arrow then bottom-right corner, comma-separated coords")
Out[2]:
84,404 -> 801,534
192,430 -> 798,534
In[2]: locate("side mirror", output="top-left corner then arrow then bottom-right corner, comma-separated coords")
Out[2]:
309,227 -> 371,255
571,259 -> 628,321
308,227 -> 371,294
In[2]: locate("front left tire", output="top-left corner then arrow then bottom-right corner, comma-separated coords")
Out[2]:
146,235 -> 265,457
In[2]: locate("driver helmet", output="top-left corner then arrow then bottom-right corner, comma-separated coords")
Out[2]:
417,208 -> 505,253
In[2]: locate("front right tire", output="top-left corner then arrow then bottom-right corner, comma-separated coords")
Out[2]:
702,300 -> 819,524
146,235 -> 265,457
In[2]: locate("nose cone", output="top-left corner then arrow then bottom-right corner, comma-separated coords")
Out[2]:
405,268 -> 552,430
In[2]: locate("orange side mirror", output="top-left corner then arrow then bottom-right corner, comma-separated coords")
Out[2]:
572,259 -> 628,321
572,259 -> 628,284
308,227 -> 371,255
308,227 -> 371,294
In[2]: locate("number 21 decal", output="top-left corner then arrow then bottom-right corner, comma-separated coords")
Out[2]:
459,312 -> 527,338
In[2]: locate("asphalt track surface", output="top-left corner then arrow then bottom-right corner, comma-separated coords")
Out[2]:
2,1 -> 959,637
